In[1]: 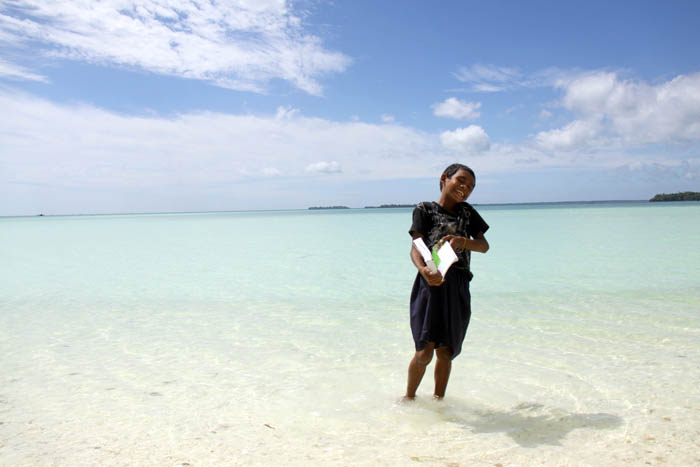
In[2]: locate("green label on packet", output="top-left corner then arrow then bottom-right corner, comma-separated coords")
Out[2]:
432,244 -> 441,268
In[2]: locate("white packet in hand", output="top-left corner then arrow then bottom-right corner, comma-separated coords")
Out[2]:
412,237 -> 437,273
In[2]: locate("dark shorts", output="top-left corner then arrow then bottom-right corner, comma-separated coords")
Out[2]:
409,268 -> 471,360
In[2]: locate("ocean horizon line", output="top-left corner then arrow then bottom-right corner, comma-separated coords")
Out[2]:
1,198 -> 672,219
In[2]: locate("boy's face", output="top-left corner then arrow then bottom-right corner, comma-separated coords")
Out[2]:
442,169 -> 475,203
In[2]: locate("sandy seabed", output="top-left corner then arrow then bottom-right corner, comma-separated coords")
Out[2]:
2,329 -> 699,467
2,395 -> 699,466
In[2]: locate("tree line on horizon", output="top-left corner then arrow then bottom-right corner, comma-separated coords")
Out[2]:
649,192 -> 700,202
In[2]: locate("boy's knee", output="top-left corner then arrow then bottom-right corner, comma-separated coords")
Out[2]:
435,347 -> 452,361
415,348 -> 434,366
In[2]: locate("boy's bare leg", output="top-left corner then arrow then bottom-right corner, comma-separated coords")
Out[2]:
433,346 -> 452,399
405,343 -> 435,399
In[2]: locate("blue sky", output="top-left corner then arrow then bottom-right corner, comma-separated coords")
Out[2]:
1,0 -> 699,215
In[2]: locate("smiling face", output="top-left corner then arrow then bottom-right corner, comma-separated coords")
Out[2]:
441,168 -> 475,203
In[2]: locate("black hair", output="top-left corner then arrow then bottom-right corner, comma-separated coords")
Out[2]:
440,163 -> 475,190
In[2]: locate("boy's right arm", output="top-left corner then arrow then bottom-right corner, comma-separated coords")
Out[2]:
410,233 -> 443,286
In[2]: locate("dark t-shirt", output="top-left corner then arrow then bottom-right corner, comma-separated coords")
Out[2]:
409,201 -> 489,278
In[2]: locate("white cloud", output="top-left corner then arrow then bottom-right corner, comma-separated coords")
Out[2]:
0,0 -> 350,95
381,114 -> 395,123
305,161 -> 342,174
536,71 -> 700,151
559,71 -> 700,144
0,90 -> 441,195
432,98 -> 481,120
440,125 -> 490,153
535,119 -> 602,151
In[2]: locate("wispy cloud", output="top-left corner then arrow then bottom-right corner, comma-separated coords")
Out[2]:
453,64 -> 522,92
0,58 -> 48,82
539,109 -> 552,120
453,64 -> 580,93
305,161 -> 342,174
620,159 -> 699,181
0,0 -> 350,94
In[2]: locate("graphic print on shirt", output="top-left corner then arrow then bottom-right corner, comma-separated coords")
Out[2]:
422,203 -> 473,273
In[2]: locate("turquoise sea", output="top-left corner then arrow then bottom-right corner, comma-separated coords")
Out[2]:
1,201 -> 699,466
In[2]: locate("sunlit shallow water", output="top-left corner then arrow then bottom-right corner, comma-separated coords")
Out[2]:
1,202 -> 699,466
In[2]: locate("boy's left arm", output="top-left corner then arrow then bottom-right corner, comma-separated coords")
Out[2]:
465,232 -> 489,253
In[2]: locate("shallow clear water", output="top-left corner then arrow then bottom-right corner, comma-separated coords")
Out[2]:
1,202 -> 699,465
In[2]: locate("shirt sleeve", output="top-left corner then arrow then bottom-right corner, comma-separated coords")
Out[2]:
409,203 -> 430,238
467,206 -> 489,237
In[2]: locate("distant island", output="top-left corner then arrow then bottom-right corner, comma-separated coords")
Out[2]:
364,204 -> 417,209
308,206 -> 350,210
649,192 -> 700,202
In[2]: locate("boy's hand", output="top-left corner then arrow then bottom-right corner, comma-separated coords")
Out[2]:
439,234 -> 465,251
420,266 -> 443,286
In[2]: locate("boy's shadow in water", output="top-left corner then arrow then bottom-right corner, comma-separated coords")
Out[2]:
439,401 -> 623,448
